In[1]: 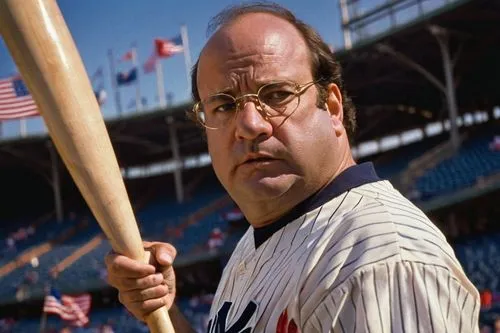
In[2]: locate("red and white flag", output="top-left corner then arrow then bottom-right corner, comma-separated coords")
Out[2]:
0,76 -> 38,120
155,36 -> 183,58
43,288 -> 91,327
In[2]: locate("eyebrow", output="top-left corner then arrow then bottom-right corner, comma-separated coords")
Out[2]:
210,78 -> 294,96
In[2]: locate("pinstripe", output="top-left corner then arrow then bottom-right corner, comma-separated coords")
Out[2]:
423,265 -> 435,333
236,214 -> 313,307
329,191 -> 352,219
310,234 -> 399,299
350,280 -> 357,333
373,266 -> 384,333
360,271 -> 372,333
323,220 -> 395,254
470,295 -> 477,332
332,250 -> 400,290
435,266 -> 448,333
396,265 -> 406,333
330,292 -> 347,333
400,246 -> 439,257
396,233 -> 455,262
386,264 -> 393,333
410,264 -> 420,333
322,301 -> 331,332
311,312 -> 322,332
372,197 -> 443,235
459,291 -> 469,333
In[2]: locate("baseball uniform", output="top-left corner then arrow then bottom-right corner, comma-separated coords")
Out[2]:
206,162 -> 480,333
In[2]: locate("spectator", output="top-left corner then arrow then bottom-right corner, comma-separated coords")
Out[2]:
481,289 -> 493,310
207,227 -> 224,252
6,237 -> 15,252
481,324 -> 493,333
489,136 -> 500,152
492,316 -> 500,333
0,318 -> 15,333
99,324 -> 114,333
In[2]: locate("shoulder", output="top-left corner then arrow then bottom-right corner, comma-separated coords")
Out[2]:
299,180 -> 469,301
349,181 -> 458,266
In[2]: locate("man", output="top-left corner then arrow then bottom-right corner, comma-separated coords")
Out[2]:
105,3 -> 480,332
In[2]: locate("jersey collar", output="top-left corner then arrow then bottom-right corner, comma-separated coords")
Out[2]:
253,162 -> 381,248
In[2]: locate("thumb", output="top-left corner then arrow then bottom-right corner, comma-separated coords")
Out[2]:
152,242 -> 176,266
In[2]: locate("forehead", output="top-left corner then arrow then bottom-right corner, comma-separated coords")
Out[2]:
197,13 -> 312,94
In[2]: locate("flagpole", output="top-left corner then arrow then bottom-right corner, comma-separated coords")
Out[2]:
156,60 -> 166,108
20,118 -> 27,137
132,47 -> 141,112
180,24 -> 192,97
40,282 -> 49,333
107,49 -> 122,116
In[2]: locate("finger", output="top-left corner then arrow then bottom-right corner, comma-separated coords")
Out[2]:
113,273 -> 164,291
136,297 -> 167,318
105,253 -> 156,278
149,242 -> 177,266
120,284 -> 169,303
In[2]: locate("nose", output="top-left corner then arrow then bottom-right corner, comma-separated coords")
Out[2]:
234,99 -> 273,142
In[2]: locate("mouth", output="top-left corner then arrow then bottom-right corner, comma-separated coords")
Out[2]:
243,157 -> 277,164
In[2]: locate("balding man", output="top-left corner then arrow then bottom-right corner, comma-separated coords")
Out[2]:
105,3 -> 479,332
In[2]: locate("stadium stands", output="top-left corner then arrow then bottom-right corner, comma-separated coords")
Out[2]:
413,130 -> 500,200
455,234 -> 500,293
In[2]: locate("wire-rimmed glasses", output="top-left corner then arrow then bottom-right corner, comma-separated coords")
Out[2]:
192,80 -> 319,129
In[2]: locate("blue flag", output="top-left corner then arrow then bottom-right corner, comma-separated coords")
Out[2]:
116,68 -> 137,86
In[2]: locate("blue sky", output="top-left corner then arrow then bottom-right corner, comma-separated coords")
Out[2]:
0,0 -> 447,138
0,0 -> 345,137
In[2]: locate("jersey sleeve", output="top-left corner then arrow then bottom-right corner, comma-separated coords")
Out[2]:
302,261 -> 480,333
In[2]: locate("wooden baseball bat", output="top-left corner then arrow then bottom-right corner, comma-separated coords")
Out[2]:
0,1 -> 174,332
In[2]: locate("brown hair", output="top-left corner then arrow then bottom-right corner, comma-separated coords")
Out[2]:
189,2 -> 357,138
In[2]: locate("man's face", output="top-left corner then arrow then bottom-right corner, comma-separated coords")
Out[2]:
197,13 -> 345,211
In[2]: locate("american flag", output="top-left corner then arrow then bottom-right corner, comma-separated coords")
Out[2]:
155,36 -> 183,58
43,288 -> 91,327
0,76 -> 39,120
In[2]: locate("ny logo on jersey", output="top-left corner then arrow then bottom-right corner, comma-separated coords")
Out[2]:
206,301 -> 257,333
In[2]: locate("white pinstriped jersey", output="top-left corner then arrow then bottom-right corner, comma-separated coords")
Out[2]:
206,163 -> 480,333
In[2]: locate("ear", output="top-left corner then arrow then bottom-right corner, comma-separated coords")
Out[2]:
325,83 -> 344,136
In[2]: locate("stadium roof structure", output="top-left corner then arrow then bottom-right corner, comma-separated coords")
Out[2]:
336,0 -> 500,143
0,102 -> 202,170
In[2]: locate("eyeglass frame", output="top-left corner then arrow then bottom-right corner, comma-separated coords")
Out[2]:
191,79 -> 322,130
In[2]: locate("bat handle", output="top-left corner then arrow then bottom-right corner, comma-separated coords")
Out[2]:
148,309 -> 176,333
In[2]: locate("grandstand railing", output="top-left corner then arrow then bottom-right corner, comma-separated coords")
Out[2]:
339,0 -> 473,50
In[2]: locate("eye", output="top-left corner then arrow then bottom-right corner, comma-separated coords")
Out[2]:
212,102 -> 236,114
259,83 -> 296,106
204,95 -> 236,115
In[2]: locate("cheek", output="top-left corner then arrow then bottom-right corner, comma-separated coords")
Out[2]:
281,109 -> 336,167
207,133 -> 231,181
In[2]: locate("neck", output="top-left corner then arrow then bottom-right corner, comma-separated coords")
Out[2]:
242,151 -> 356,228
